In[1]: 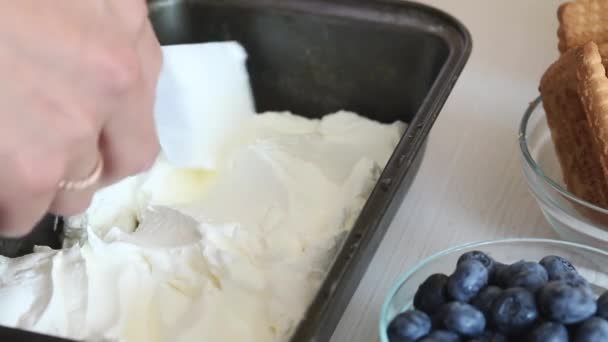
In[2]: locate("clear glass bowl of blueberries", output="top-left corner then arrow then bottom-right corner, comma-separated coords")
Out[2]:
379,238 -> 608,341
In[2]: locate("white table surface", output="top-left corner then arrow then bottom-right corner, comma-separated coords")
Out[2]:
330,1 -> 565,341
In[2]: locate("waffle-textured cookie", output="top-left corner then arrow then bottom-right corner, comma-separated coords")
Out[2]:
540,44 -> 608,208
558,0 -> 608,53
577,41 -> 608,189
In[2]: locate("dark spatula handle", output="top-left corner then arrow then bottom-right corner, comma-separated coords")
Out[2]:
0,214 -> 63,258
0,325 -> 76,342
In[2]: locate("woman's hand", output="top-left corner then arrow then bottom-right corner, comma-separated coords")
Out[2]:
0,0 -> 162,236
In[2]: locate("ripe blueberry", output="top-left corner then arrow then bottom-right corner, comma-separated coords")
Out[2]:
489,262 -> 508,287
490,287 -> 538,335
414,274 -> 449,315
418,329 -> 460,342
471,285 -> 502,317
436,302 -> 485,337
447,260 -> 488,302
502,261 -> 548,292
466,331 -> 507,342
597,290 -> 608,320
575,317 -> 608,342
539,255 -> 577,281
527,321 -> 568,342
538,280 -> 596,324
457,251 -> 495,271
387,309 -> 431,342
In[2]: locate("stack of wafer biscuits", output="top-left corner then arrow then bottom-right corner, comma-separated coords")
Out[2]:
540,0 -> 608,210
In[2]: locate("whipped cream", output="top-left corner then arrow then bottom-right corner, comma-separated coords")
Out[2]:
0,111 -> 405,342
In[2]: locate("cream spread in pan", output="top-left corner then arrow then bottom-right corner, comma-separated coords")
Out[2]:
0,110 -> 405,342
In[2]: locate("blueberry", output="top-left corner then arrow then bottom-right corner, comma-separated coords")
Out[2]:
597,291 -> 608,320
561,272 -> 591,288
575,317 -> 608,342
466,331 -> 507,342
414,274 -> 449,315
540,255 -> 577,281
436,302 -> 485,337
490,287 -> 538,335
419,330 -> 460,342
458,251 -> 495,271
502,261 -> 548,292
539,256 -> 591,290
528,321 -> 568,342
447,260 -> 488,302
538,281 -> 597,324
387,310 -> 432,342
489,262 -> 508,287
471,286 -> 502,316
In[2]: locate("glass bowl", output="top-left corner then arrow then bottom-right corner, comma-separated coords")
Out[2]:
519,97 -> 608,249
378,238 -> 608,342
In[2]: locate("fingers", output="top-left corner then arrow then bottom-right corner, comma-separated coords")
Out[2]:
0,135 -> 101,235
0,1 -> 162,237
138,21 -> 163,94
49,18 -> 161,210
99,20 -> 162,185
28,61 -> 105,217
98,87 -> 160,185
105,0 -> 149,38
0,53 -> 97,234
48,142 -> 101,216
0,149 -> 64,237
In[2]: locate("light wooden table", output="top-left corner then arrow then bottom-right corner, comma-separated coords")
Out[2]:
331,1 -> 565,340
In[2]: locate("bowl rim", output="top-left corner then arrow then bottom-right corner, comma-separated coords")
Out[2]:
378,238 -> 608,341
518,96 -> 608,216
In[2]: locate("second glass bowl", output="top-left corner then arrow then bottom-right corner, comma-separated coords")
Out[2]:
519,97 -> 608,249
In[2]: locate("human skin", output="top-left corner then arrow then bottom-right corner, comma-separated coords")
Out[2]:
0,0 -> 162,237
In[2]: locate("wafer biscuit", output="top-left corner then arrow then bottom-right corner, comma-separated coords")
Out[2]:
539,44 -> 608,208
598,41 -> 608,65
558,0 -> 608,53
577,41 -> 608,185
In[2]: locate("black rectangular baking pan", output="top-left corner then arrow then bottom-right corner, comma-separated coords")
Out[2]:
0,0 -> 471,340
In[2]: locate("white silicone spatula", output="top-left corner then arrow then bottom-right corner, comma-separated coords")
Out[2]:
154,42 -> 256,170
